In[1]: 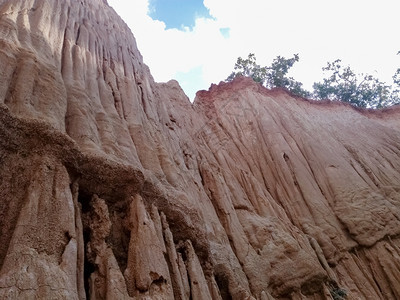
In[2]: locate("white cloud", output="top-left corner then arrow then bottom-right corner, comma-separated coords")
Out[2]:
108,0 -> 400,100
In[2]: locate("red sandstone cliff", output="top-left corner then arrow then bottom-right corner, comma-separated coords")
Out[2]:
0,1 -> 400,299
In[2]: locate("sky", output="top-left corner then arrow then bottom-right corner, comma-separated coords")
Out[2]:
107,0 -> 400,101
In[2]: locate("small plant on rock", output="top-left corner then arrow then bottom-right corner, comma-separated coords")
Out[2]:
329,284 -> 347,300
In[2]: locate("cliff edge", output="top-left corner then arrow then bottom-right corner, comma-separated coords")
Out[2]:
1,1 -> 400,299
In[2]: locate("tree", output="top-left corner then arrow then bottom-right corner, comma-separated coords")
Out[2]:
226,53 -> 310,98
226,53 -> 267,84
227,52 -> 400,108
392,51 -> 400,104
313,59 -> 400,108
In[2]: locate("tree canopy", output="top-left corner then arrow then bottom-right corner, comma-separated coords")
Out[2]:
226,53 -> 310,98
226,53 -> 400,108
313,59 -> 399,108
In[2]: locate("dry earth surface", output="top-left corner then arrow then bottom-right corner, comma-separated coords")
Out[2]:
0,0 -> 400,299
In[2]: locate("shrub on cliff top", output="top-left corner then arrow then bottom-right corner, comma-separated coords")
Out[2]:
227,52 -> 400,108
226,53 -> 310,98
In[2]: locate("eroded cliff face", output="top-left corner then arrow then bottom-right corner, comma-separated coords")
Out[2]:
0,1 -> 400,299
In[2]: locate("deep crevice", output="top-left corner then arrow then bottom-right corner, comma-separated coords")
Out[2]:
76,25 -> 81,44
78,191 -> 95,298
78,190 -> 91,213
107,200 -> 131,274
83,229 -> 95,298
215,272 -> 232,300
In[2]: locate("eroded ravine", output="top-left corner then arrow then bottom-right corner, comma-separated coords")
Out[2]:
1,0 -> 400,299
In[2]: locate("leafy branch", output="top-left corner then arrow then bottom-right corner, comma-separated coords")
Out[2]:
226,53 -> 310,98
227,52 -> 400,108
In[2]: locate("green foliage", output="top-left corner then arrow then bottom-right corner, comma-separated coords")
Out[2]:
330,286 -> 347,300
226,53 -> 267,84
313,59 -> 399,108
226,53 -> 310,98
394,68 -> 400,88
227,51 -> 400,108
392,51 -> 400,102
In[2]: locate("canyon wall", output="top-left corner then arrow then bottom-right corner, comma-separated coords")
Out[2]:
0,0 -> 400,299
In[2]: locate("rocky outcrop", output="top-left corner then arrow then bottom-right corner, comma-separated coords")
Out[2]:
0,0 -> 400,299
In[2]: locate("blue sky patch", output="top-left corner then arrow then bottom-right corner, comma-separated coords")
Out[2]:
174,66 -> 205,100
219,27 -> 230,38
148,0 -> 212,30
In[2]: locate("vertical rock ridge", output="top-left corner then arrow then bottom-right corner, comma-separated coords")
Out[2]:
1,0 -> 400,299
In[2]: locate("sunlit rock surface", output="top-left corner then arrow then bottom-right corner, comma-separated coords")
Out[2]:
0,0 -> 400,299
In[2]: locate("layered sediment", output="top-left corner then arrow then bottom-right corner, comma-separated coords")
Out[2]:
0,0 -> 400,299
